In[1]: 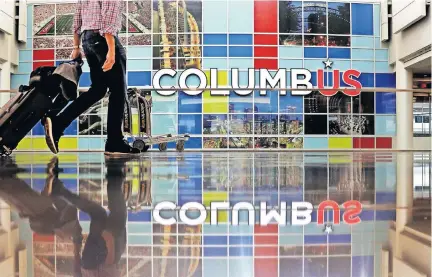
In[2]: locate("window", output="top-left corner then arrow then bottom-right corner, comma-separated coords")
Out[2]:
279,1 -> 303,33
328,2 -> 350,34
304,2 -> 327,34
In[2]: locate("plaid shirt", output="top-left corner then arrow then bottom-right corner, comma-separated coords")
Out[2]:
73,0 -> 122,36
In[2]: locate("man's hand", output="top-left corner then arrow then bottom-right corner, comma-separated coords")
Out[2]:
70,48 -> 82,60
102,49 -> 115,72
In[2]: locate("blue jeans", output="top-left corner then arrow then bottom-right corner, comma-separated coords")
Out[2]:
55,30 -> 127,141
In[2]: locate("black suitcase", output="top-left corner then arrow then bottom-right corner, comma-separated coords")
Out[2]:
0,59 -> 82,156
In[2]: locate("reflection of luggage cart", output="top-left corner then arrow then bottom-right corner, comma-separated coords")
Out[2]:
124,88 -> 190,152
122,160 -> 152,212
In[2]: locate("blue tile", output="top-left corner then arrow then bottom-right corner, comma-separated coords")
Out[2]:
79,211 -> 91,221
304,59 -> 325,71
229,236 -> 253,245
374,4 -> 381,37
127,59 -> 152,70
358,73 -> 375,87
331,60 -> 351,71
229,34 -> 253,45
19,50 -> 32,61
352,49 -> 374,60
352,61 -> 374,72
228,1 -> 253,33
11,74 -> 30,89
128,71 -> 152,86
229,46 -> 253,57
279,46 -> 303,58
203,46 -> 228,57
204,34 -> 228,45
304,47 -> 327,58
352,37 -> 374,48
352,256 -> 374,277
305,235 -> 327,244
304,137 -> 328,149
128,235 -> 152,245
229,247 -> 253,256
352,4 -> 374,35
328,234 -> 351,244
376,192 -> 396,204
376,73 -> 396,88
229,58 -> 253,69
179,114 -> 202,134
375,62 -> 391,73
184,137 -> 202,149
203,58 -> 228,69
204,236 -> 228,245
376,92 -> 396,114
375,49 -> 389,60
376,210 -> 396,221
127,223 -> 152,234
329,48 -> 351,59
127,46 -> 152,58
359,210 -> 375,221
375,115 -> 396,135
203,0 -> 228,32
204,259 -> 227,277
128,211 -> 152,222
229,258 -> 253,276
279,59 -> 303,69
32,122 -> 44,136
178,91 -> 202,113
204,247 -> 228,257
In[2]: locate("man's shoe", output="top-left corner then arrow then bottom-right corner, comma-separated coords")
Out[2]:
104,139 -> 140,156
44,117 -> 63,154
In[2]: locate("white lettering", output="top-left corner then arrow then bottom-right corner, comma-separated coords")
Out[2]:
291,202 -> 313,225
259,69 -> 287,96
152,69 -> 177,96
260,202 -> 287,226
153,201 -> 177,225
232,202 -> 255,225
210,202 -> 230,225
209,69 -> 229,96
178,68 -> 207,96
231,68 -> 254,96
179,202 -> 207,226
291,69 -> 313,95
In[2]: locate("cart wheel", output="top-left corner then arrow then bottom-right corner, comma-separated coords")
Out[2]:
142,145 -> 150,152
133,139 -> 146,151
158,143 -> 168,152
1,147 -> 12,157
167,134 -> 172,138
176,141 -> 185,152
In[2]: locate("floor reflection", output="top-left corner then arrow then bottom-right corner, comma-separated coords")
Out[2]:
0,152 -> 430,277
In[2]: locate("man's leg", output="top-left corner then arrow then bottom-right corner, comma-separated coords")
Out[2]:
44,33 -> 109,154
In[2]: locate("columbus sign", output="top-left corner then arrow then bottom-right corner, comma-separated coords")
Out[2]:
152,200 -> 363,226
151,67 -> 362,97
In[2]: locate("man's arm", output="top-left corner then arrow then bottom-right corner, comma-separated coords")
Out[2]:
71,1 -> 82,59
100,0 -> 122,72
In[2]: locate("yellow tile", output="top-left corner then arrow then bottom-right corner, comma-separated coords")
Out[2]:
203,192 -> 228,223
328,137 -> 352,149
132,114 -> 139,134
32,138 -> 50,151
59,137 -> 78,150
203,70 -> 228,113
16,138 -> 32,150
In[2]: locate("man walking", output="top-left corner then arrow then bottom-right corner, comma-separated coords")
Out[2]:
44,0 -> 139,155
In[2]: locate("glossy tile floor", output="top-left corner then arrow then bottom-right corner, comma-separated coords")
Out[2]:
0,152 -> 430,277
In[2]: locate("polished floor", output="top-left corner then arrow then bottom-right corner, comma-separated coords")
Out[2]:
0,152 -> 430,277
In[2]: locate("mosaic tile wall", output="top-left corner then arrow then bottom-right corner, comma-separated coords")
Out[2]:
11,0 -> 396,151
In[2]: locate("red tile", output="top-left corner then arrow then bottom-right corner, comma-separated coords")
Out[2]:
254,258 -> 278,277
33,49 -> 55,61
376,137 -> 393,148
33,233 -> 54,242
254,224 -> 278,234
255,246 -> 278,256
254,46 -> 278,58
254,59 -> 278,69
353,137 -> 375,149
254,34 -> 278,45
254,0 -> 278,33
33,61 -> 55,70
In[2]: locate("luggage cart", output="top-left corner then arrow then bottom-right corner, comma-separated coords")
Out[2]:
124,88 -> 190,152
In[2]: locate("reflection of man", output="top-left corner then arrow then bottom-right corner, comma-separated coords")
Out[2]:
0,157 -> 83,260
46,157 -> 130,277
43,0 -> 139,156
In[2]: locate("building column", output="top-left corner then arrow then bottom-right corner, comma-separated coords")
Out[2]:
395,60 -> 413,150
